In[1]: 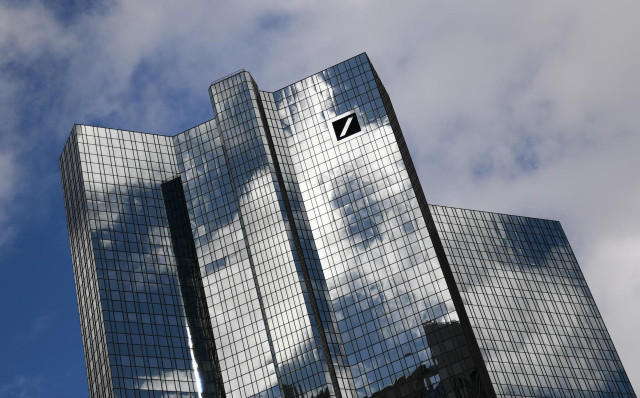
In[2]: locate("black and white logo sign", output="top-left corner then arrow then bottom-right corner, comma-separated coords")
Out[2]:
329,112 -> 362,142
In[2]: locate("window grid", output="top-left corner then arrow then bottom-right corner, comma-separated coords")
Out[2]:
430,204 -> 636,397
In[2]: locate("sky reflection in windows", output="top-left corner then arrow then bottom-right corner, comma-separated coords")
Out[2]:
61,53 -> 635,398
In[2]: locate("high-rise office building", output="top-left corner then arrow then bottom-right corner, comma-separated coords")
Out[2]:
60,53 -> 635,398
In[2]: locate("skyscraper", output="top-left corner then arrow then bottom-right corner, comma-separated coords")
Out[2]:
60,53 -> 636,398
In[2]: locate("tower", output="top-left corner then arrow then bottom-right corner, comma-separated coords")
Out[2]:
61,53 -> 635,398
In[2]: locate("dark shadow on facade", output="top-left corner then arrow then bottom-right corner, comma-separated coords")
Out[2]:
162,177 -> 226,398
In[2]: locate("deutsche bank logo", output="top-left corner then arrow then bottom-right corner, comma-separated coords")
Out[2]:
329,112 -> 362,142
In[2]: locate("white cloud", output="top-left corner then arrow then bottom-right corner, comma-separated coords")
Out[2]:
17,312 -> 57,341
0,375 -> 45,398
0,152 -> 19,248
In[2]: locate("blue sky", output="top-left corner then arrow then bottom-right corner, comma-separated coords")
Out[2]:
1,1 -> 639,396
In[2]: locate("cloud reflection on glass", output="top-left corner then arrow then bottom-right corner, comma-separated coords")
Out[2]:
60,53 -> 636,398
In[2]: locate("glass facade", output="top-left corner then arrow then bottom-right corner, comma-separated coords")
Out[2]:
430,205 -> 636,397
60,126 -> 209,397
60,53 -> 635,398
